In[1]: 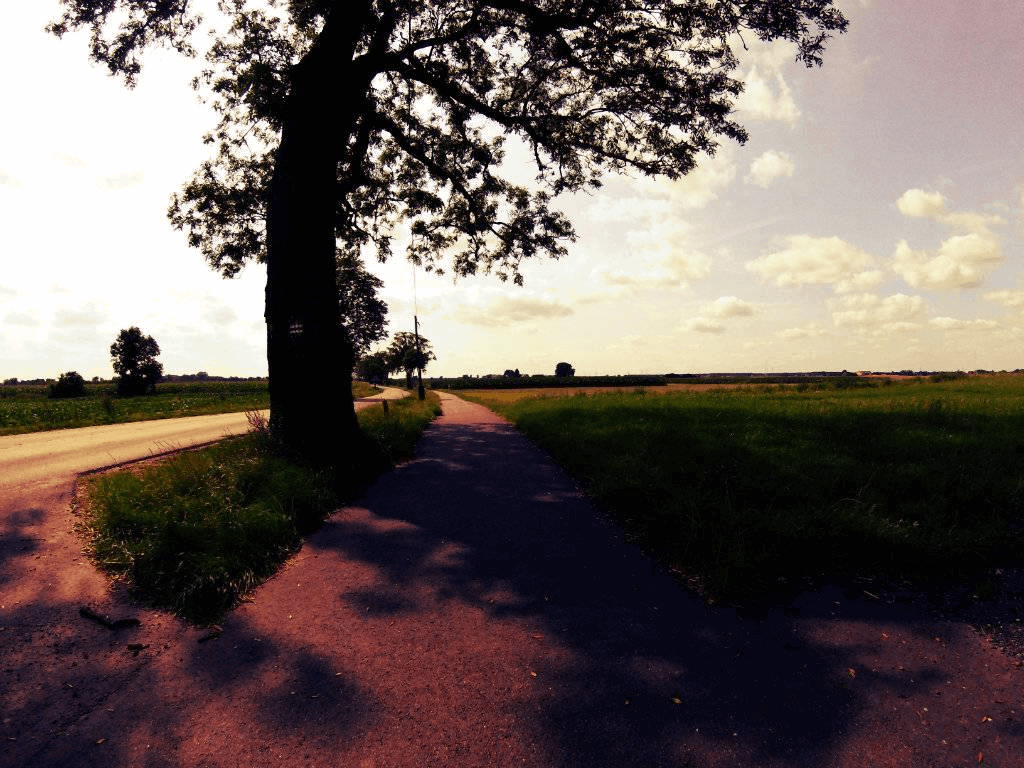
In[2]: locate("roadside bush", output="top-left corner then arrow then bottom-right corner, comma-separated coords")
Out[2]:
48,371 -> 87,399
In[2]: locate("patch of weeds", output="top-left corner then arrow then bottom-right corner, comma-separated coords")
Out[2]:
358,391 -> 442,463
79,437 -> 320,624
77,392 -> 441,624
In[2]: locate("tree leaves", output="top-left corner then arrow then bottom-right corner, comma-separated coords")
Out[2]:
52,0 -> 848,283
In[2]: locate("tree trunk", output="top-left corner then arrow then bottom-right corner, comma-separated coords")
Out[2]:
264,9 -> 368,467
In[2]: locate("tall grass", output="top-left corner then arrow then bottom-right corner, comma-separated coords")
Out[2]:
462,376 -> 1024,601
77,392 -> 439,623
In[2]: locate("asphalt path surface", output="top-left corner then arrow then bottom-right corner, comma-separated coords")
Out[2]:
2,391 -> 1022,766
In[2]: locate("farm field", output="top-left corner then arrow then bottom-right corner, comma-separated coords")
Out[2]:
457,375 -> 1024,602
0,379 -> 381,436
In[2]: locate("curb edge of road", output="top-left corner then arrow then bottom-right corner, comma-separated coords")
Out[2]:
75,436 -> 239,480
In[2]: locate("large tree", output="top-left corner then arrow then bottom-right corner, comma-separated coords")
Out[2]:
49,0 -> 847,465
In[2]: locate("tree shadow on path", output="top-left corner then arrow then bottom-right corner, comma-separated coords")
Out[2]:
317,402 -> 911,766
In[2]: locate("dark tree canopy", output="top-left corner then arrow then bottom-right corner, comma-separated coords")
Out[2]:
110,326 -> 163,395
355,350 -> 391,384
51,0 -> 848,283
337,250 -> 389,357
48,371 -> 88,399
554,361 -> 575,377
51,0 -> 848,461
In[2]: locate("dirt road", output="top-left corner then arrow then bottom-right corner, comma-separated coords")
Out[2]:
0,387 -> 406,514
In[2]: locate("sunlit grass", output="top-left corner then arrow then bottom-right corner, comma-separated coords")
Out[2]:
77,392 -> 439,624
461,376 -> 1024,602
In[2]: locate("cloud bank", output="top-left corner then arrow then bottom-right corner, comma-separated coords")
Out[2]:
891,189 -> 1005,290
746,235 -> 880,291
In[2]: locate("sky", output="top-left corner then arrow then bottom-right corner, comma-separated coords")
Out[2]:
2,0 -> 1024,380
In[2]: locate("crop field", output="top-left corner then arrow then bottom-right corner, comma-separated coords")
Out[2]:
458,375 -> 1024,602
0,380 -> 271,436
0,379 -> 384,436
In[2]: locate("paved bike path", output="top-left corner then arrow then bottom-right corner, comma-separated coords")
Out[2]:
3,392 -> 1021,766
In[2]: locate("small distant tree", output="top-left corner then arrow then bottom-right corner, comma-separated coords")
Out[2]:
554,362 -> 575,377
110,326 -> 163,396
355,351 -> 390,385
503,368 -> 521,379
387,332 -> 436,389
48,371 -> 87,398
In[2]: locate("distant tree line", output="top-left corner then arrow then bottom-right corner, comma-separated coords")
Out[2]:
431,374 -> 666,390
356,332 -> 436,388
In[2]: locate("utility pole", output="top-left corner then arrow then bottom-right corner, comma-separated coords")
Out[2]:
414,314 -> 426,400
412,262 -> 425,401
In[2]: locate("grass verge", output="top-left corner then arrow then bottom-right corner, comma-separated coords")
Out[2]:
459,377 -> 1024,603
76,392 -> 440,624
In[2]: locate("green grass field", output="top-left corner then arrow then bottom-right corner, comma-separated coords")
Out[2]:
458,376 -> 1024,602
0,379 -> 381,436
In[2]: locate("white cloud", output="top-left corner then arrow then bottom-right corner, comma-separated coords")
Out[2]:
896,188 -> 1003,234
835,270 -> 885,294
891,189 -> 1006,290
3,310 -> 41,327
892,234 -> 1004,290
95,170 -> 146,191
876,321 -> 924,334
942,210 -> 1004,235
737,67 -> 800,125
984,289 -> 1024,308
53,150 -> 87,169
199,295 -> 239,326
896,189 -> 946,218
586,159 -> 729,291
777,323 -> 828,340
746,235 -> 877,289
0,167 -> 22,188
682,316 -> 725,334
733,40 -> 803,126
663,249 -> 714,283
930,317 -> 999,330
667,150 -> 738,209
1017,183 -> 1024,233
587,151 -> 737,223
830,292 -> 925,327
448,295 -> 573,327
604,221 -> 713,289
704,296 -> 756,317
745,150 -> 794,188
53,301 -> 109,327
